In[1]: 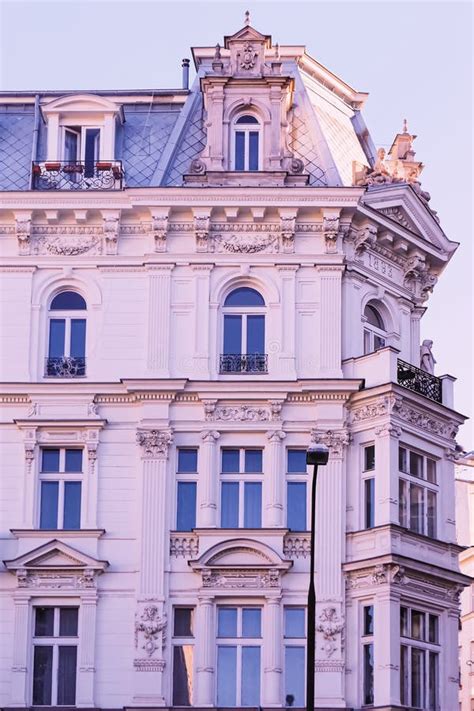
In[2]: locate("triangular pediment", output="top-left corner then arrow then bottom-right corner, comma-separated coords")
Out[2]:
4,539 -> 108,573
361,184 -> 457,257
224,25 -> 271,47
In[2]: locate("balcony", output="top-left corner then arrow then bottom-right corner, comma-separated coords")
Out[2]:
45,357 -> 86,377
219,353 -> 268,374
32,161 -> 123,190
397,359 -> 442,403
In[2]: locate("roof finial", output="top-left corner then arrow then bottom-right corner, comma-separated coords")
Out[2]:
244,9 -> 251,26
403,118 -> 408,134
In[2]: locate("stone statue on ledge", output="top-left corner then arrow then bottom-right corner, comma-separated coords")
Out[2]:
420,339 -> 436,374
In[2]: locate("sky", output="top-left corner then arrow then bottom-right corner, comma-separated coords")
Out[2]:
0,0 -> 472,446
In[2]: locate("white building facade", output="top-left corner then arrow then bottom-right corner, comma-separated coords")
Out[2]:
0,21 -> 469,711
456,453 -> 474,711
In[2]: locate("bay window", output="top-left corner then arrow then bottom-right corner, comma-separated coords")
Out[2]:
362,604 -> 374,706
362,444 -> 375,529
400,606 -> 440,710
399,446 -> 438,537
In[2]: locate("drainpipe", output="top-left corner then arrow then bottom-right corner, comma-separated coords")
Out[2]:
182,59 -> 190,90
29,94 -> 40,190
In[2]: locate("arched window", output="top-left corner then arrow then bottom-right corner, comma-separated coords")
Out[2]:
46,291 -> 87,377
221,287 -> 267,373
232,115 -> 261,171
363,302 -> 386,354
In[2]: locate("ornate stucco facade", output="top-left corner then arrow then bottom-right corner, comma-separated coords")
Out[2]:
456,453 -> 474,711
0,20 -> 469,711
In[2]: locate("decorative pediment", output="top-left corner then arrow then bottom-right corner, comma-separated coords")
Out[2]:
361,184 -> 457,257
4,539 -> 108,589
190,539 -> 292,590
42,93 -> 122,118
224,25 -> 271,48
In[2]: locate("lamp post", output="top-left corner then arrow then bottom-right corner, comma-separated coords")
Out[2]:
306,444 -> 329,711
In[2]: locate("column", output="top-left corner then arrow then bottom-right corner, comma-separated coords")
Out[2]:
262,595 -> 282,706
444,606 -> 461,710
133,428 -> 172,705
192,265 -> 213,378
374,590 -> 400,707
265,430 -> 286,528
313,429 -> 348,708
21,428 -> 36,528
410,307 -> 424,364
278,266 -> 298,378
10,595 -> 30,706
318,266 -> 343,377
76,591 -> 98,707
374,424 -> 401,525
194,596 -> 215,706
83,431 -> 99,529
146,265 -> 173,376
198,430 -> 220,528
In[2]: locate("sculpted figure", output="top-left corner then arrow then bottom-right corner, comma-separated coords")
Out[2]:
373,147 -> 390,176
420,339 -> 436,374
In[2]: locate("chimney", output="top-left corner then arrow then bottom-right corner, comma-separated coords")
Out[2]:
182,58 -> 190,90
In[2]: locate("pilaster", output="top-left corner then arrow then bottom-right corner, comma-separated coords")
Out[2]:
133,427 -> 172,705
146,265 -> 173,376
198,430 -> 220,528
374,589 -> 400,707
194,596 -> 215,706
374,423 -> 402,525
192,264 -> 213,378
318,266 -> 343,376
10,596 -> 30,706
277,265 -> 298,378
76,592 -> 98,707
265,430 -> 286,527
262,596 -> 282,705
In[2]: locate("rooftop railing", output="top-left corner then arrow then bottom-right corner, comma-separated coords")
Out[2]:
32,161 -> 123,190
397,358 -> 442,403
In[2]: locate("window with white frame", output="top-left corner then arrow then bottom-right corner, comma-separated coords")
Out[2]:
362,444 -> 375,529
39,448 -> 82,530
284,606 -> 306,706
32,605 -> 79,705
220,448 -> 262,528
286,449 -> 307,531
232,114 -> 261,171
176,449 -> 198,531
363,302 -> 387,355
361,603 -> 374,706
400,605 -> 440,710
63,126 -> 101,177
47,291 -> 86,377
398,446 -> 438,537
172,607 -> 194,706
221,287 -> 266,374
216,606 -> 262,706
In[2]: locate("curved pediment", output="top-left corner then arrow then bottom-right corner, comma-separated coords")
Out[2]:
42,93 -> 121,116
190,538 -> 291,571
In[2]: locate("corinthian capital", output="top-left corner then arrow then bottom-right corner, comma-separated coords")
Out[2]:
310,429 -> 350,459
136,429 -> 173,459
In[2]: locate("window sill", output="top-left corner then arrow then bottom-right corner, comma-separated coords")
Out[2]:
10,528 -> 106,539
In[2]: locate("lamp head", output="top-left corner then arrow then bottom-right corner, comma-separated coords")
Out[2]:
306,444 -> 329,466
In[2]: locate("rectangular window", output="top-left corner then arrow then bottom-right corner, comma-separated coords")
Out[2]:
221,449 -> 263,528
39,448 -> 83,530
176,448 -> 198,532
363,643 -> 374,705
399,446 -> 438,537
70,319 -> 86,358
363,605 -> 374,636
32,607 -> 78,706
49,319 -> 65,358
223,315 -> 243,355
284,607 -> 305,706
364,478 -> 375,529
287,449 -> 307,473
172,606 -> 195,706
216,607 -> 261,706
248,131 -> 259,171
400,606 -> 440,710
176,482 -> 197,531
284,607 -> 305,638
235,131 -> 245,171
287,482 -> 307,530
364,445 -> 375,471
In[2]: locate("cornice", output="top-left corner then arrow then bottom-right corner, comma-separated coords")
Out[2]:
10,529 -> 106,539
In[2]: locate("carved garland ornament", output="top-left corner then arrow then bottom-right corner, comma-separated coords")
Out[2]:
206,405 -> 273,422
213,233 -> 279,253
134,605 -> 167,658
316,607 -> 344,658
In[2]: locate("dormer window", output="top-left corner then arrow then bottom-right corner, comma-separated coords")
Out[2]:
63,127 -> 101,177
232,115 -> 261,171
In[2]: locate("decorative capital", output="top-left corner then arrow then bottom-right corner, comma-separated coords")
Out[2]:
310,429 -> 350,458
102,213 -> 120,255
151,213 -> 169,253
193,213 -> 211,252
15,215 -> 32,255
201,429 -> 220,444
136,429 -> 173,459
267,430 -> 286,443
322,212 -> 341,254
374,424 -> 402,438
280,215 -> 296,253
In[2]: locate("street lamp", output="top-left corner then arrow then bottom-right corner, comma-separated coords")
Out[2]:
306,444 -> 329,711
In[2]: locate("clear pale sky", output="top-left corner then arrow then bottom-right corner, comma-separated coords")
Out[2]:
1,0 -> 472,446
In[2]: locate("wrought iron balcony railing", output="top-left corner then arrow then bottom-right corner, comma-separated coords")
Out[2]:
397,358 -> 442,403
32,161 -> 123,190
220,353 -> 268,374
46,357 -> 86,378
